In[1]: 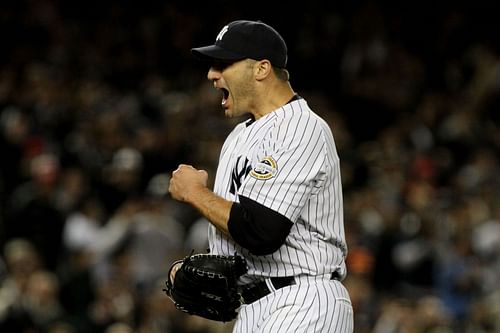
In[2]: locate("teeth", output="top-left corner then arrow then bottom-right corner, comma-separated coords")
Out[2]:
221,89 -> 228,106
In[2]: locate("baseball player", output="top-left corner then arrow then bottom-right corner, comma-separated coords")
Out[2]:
169,20 -> 353,332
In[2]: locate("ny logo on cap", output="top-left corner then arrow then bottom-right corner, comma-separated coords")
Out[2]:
216,25 -> 229,41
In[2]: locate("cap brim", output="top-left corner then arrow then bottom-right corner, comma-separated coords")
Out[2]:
191,45 -> 245,63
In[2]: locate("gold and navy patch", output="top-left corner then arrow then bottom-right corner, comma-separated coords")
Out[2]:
250,156 -> 278,180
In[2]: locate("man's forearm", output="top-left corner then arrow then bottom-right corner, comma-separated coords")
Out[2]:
186,187 -> 233,236
168,164 -> 233,236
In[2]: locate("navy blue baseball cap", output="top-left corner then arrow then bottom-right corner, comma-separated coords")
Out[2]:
191,20 -> 288,68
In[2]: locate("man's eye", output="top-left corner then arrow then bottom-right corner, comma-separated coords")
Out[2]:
211,62 -> 232,71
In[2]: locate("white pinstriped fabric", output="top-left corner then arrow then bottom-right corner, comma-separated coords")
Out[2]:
209,98 -> 353,332
234,276 -> 353,333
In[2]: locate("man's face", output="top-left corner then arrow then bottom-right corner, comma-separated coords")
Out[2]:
207,59 -> 256,118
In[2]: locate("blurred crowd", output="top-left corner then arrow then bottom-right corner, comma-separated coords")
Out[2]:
0,1 -> 499,332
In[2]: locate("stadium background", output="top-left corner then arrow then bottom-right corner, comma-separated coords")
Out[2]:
0,1 -> 499,332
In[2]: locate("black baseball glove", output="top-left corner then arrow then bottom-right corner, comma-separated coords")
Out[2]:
164,253 -> 248,322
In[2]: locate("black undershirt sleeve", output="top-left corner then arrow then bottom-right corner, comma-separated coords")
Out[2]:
228,195 -> 293,256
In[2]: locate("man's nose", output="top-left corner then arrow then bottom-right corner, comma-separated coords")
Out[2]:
207,67 -> 221,81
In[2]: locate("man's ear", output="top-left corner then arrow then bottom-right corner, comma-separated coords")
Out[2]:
255,60 -> 272,81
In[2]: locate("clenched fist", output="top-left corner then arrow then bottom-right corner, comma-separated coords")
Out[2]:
168,164 -> 209,203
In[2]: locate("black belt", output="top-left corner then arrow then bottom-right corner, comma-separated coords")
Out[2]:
241,272 -> 340,304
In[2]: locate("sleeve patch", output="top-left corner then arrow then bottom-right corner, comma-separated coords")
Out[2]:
250,156 -> 278,180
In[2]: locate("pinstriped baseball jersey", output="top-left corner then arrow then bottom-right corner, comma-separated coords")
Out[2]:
209,98 -> 348,280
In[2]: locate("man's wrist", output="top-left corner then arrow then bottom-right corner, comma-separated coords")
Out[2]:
185,186 -> 211,205
170,262 -> 182,282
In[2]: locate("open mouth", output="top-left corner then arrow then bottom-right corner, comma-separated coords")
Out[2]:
221,88 -> 229,106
